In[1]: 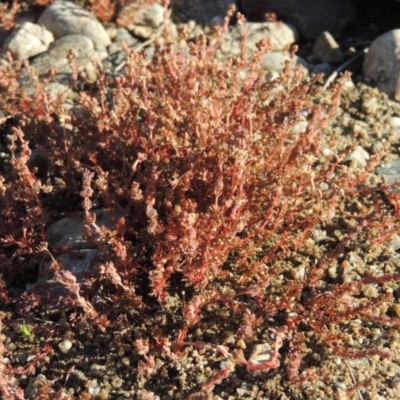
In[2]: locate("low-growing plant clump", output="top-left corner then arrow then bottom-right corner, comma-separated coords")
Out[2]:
1,4 -> 400,399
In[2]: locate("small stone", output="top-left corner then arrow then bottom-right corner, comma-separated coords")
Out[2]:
345,146 -> 369,169
392,304 -> 400,319
85,379 -> 100,396
6,342 -> 16,351
390,376 -> 400,389
121,357 -> 130,366
389,116 -> 400,129
362,284 -> 379,299
59,338 -> 72,353
98,388 -> 110,400
387,235 -> 400,251
361,96 -> 378,115
290,265 -> 306,281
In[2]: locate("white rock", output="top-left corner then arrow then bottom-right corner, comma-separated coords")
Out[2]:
362,284 -> 379,299
59,338 -> 72,353
345,145 -> 369,169
387,235 -> 400,251
389,116 -> 400,129
38,0 -> 111,49
364,29 -> 400,101
3,22 -> 54,60
361,96 -> 378,114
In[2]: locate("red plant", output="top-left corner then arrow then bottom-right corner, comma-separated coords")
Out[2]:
1,6 -> 400,398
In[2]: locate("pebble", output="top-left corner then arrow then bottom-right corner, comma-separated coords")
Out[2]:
362,284 -> 379,299
390,376 -> 400,389
59,338 -> 72,353
344,145 -> 370,169
388,116 -> 400,129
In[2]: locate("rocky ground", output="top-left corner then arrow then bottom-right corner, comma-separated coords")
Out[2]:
2,1 -> 400,400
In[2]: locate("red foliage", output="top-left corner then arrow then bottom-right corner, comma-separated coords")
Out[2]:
1,6 -> 400,397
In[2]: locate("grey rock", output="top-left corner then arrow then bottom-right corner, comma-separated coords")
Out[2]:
46,210 -> 117,249
313,31 -> 344,64
20,34 -> 101,99
239,0 -> 354,40
102,50 -> 128,75
26,209 -> 121,315
261,52 -> 308,76
119,2 -> 165,39
376,159 -> 400,186
38,0 -> 111,49
57,249 -> 100,280
217,21 -> 298,60
171,0 -> 235,25
312,62 -> 334,76
108,28 -> 139,55
2,21 -> 54,60
115,27 -> 139,47
363,29 -> 400,102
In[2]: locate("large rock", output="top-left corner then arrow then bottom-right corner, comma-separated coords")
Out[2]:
19,34 -> 102,99
38,0 -> 111,49
313,31 -> 344,64
363,29 -> 400,102
239,0 -> 354,40
216,21 -> 298,60
2,22 -> 54,60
